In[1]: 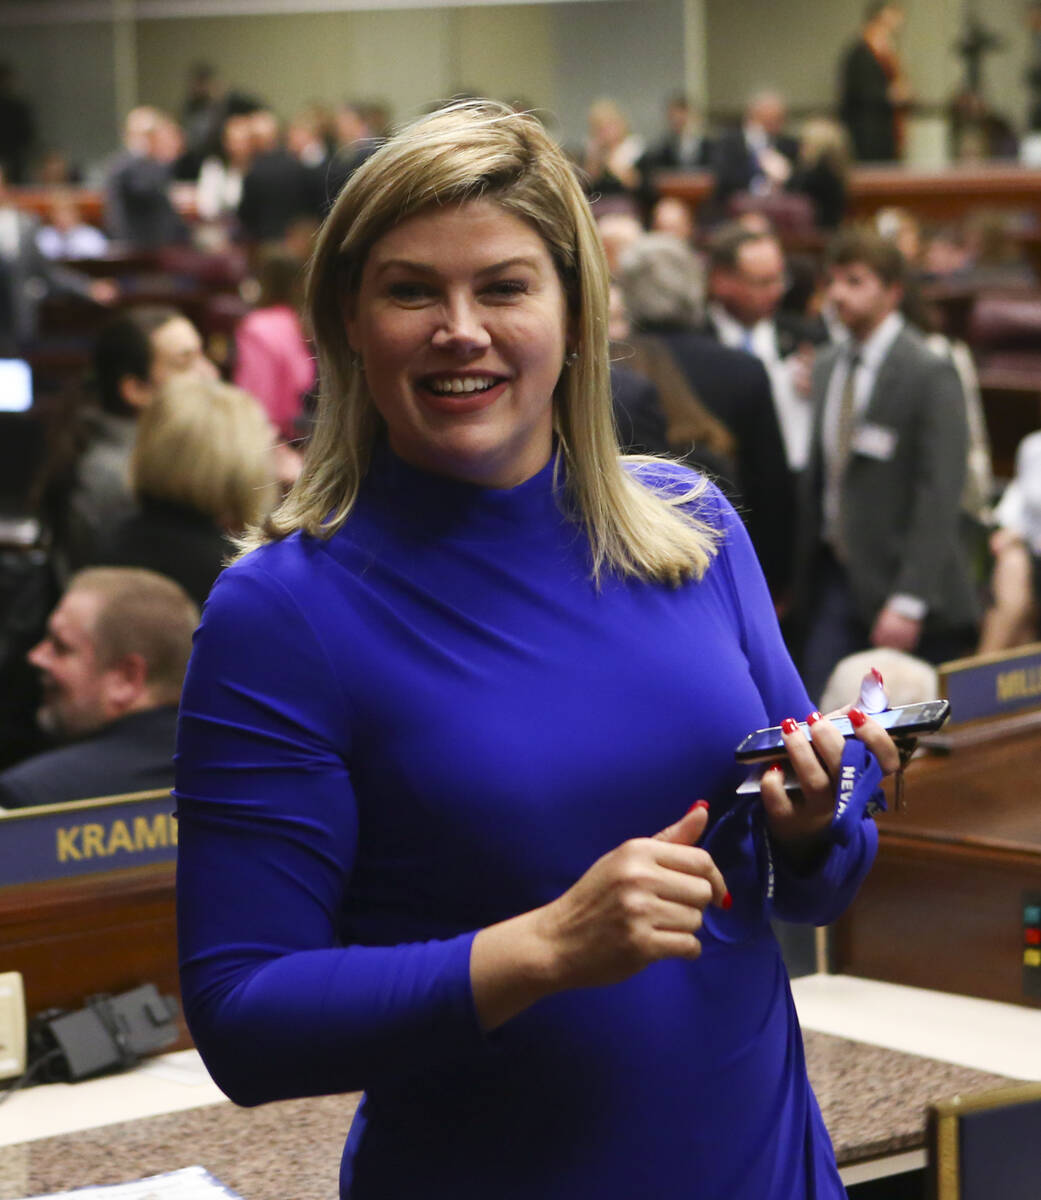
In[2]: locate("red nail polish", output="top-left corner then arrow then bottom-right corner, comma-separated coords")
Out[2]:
722,891 -> 733,911
806,710 -> 823,725
849,707 -> 867,728
871,668 -> 884,686
686,799 -> 710,814
781,717 -> 799,735
767,761 -> 785,774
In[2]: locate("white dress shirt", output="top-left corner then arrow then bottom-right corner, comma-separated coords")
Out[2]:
708,302 -> 812,471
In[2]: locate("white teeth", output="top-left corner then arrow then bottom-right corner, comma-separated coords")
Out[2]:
427,376 -> 496,394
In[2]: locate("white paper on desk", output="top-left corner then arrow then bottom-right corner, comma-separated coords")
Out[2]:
14,1165 -> 243,1200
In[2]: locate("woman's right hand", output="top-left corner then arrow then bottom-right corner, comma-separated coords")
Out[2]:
470,805 -> 729,1031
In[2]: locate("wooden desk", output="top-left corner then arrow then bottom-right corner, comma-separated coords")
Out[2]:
0,864 -> 188,1049
656,164 -> 1041,228
834,717 -> 1041,1008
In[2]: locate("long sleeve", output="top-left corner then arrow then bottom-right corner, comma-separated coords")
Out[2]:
175,560 -> 483,1107
710,490 -> 877,925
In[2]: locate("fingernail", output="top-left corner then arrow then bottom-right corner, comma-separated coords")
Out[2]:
849,707 -> 867,728
871,668 -> 884,686
722,891 -> 733,910
781,717 -> 799,735
686,799 -> 710,814
767,761 -> 785,774
806,710 -> 823,725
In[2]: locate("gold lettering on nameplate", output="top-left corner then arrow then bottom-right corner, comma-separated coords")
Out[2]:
55,813 -> 178,863
996,666 -> 1041,703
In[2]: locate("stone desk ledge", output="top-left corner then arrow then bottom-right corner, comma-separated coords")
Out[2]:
0,1033 -> 1018,1200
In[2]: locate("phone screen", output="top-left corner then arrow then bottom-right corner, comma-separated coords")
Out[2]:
735,700 -> 950,761
0,360 -> 33,413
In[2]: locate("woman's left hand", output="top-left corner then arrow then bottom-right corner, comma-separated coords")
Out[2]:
758,709 -> 903,866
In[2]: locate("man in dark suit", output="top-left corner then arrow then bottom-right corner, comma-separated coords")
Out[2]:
238,110 -> 312,242
640,94 -> 714,175
794,230 -> 979,701
104,108 -> 188,248
653,326 -> 795,602
705,225 -> 828,471
709,91 -> 799,217
0,567 -> 199,809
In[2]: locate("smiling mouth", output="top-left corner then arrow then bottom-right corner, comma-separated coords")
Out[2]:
420,375 -> 503,396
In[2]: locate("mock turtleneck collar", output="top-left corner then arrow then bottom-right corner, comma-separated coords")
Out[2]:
353,438 -> 571,544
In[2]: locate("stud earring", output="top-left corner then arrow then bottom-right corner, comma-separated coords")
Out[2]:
564,350 -> 579,367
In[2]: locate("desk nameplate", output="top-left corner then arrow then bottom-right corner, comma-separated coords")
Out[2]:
939,643 -> 1041,727
0,789 -> 176,889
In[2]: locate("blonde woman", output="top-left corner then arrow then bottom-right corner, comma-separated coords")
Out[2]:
176,101 -> 900,1199
95,374 -> 277,606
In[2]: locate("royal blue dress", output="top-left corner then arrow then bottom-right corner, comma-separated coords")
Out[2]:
175,447 -> 875,1199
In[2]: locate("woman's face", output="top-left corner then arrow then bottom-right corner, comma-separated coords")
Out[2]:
345,200 -> 571,489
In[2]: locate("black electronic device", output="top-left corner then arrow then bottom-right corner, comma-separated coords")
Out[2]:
25,984 -> 179,1083
734,699 -> 951,763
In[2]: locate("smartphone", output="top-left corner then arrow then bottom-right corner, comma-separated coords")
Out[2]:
734,699 -> 951,763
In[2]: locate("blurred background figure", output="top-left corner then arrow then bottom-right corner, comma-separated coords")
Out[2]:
234,243 -> 314,443
839,1 -> 912,162
978,431 -> 1041,654
608,280 -> 737,484
583,98 -> 644,197
35,191 -> 109,260
323,101 -> 381,213
0,165 -> 117,351
649,195 -> 696,243
42,307 -> 218,576
195,113 -> 255,228
710,90 -> 798,218
237,110 -> 313,243
618,232 -> 794,605
92,375 -> 279,608
33,148 -> 82,186
789,116 -> 851,230
640,93 -> 713,174
104,106 -> 188,248
596,210 -> 643,277
286,104 -> 335,217
0,61 -> 35,184
178,61 -> 261,180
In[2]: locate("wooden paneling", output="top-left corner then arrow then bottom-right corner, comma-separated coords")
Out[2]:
834,722 -> 1041,1008
657,165 -> 1041,228
0,864 -> 188,1047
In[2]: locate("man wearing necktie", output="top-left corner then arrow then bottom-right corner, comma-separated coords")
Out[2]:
708,92 -> 799,218
792,230 -> 980,702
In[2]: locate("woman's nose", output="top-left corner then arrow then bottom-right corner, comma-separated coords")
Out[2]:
431,298 -> 492,353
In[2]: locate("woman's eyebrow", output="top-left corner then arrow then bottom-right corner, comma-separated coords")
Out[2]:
372,256 -> 541,278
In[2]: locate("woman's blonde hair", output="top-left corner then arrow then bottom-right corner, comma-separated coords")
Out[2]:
243,99 -> 719,585
132,375 -> 277,532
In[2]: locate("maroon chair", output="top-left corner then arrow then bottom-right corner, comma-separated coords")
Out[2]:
727,190 -> 815,236
966,291 -> 1041,479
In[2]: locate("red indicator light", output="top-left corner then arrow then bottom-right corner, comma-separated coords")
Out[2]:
1026,929 -> 1041,946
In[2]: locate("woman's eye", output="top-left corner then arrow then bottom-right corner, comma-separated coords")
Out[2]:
387,282 -> 433,302
485,279 -> 529,298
